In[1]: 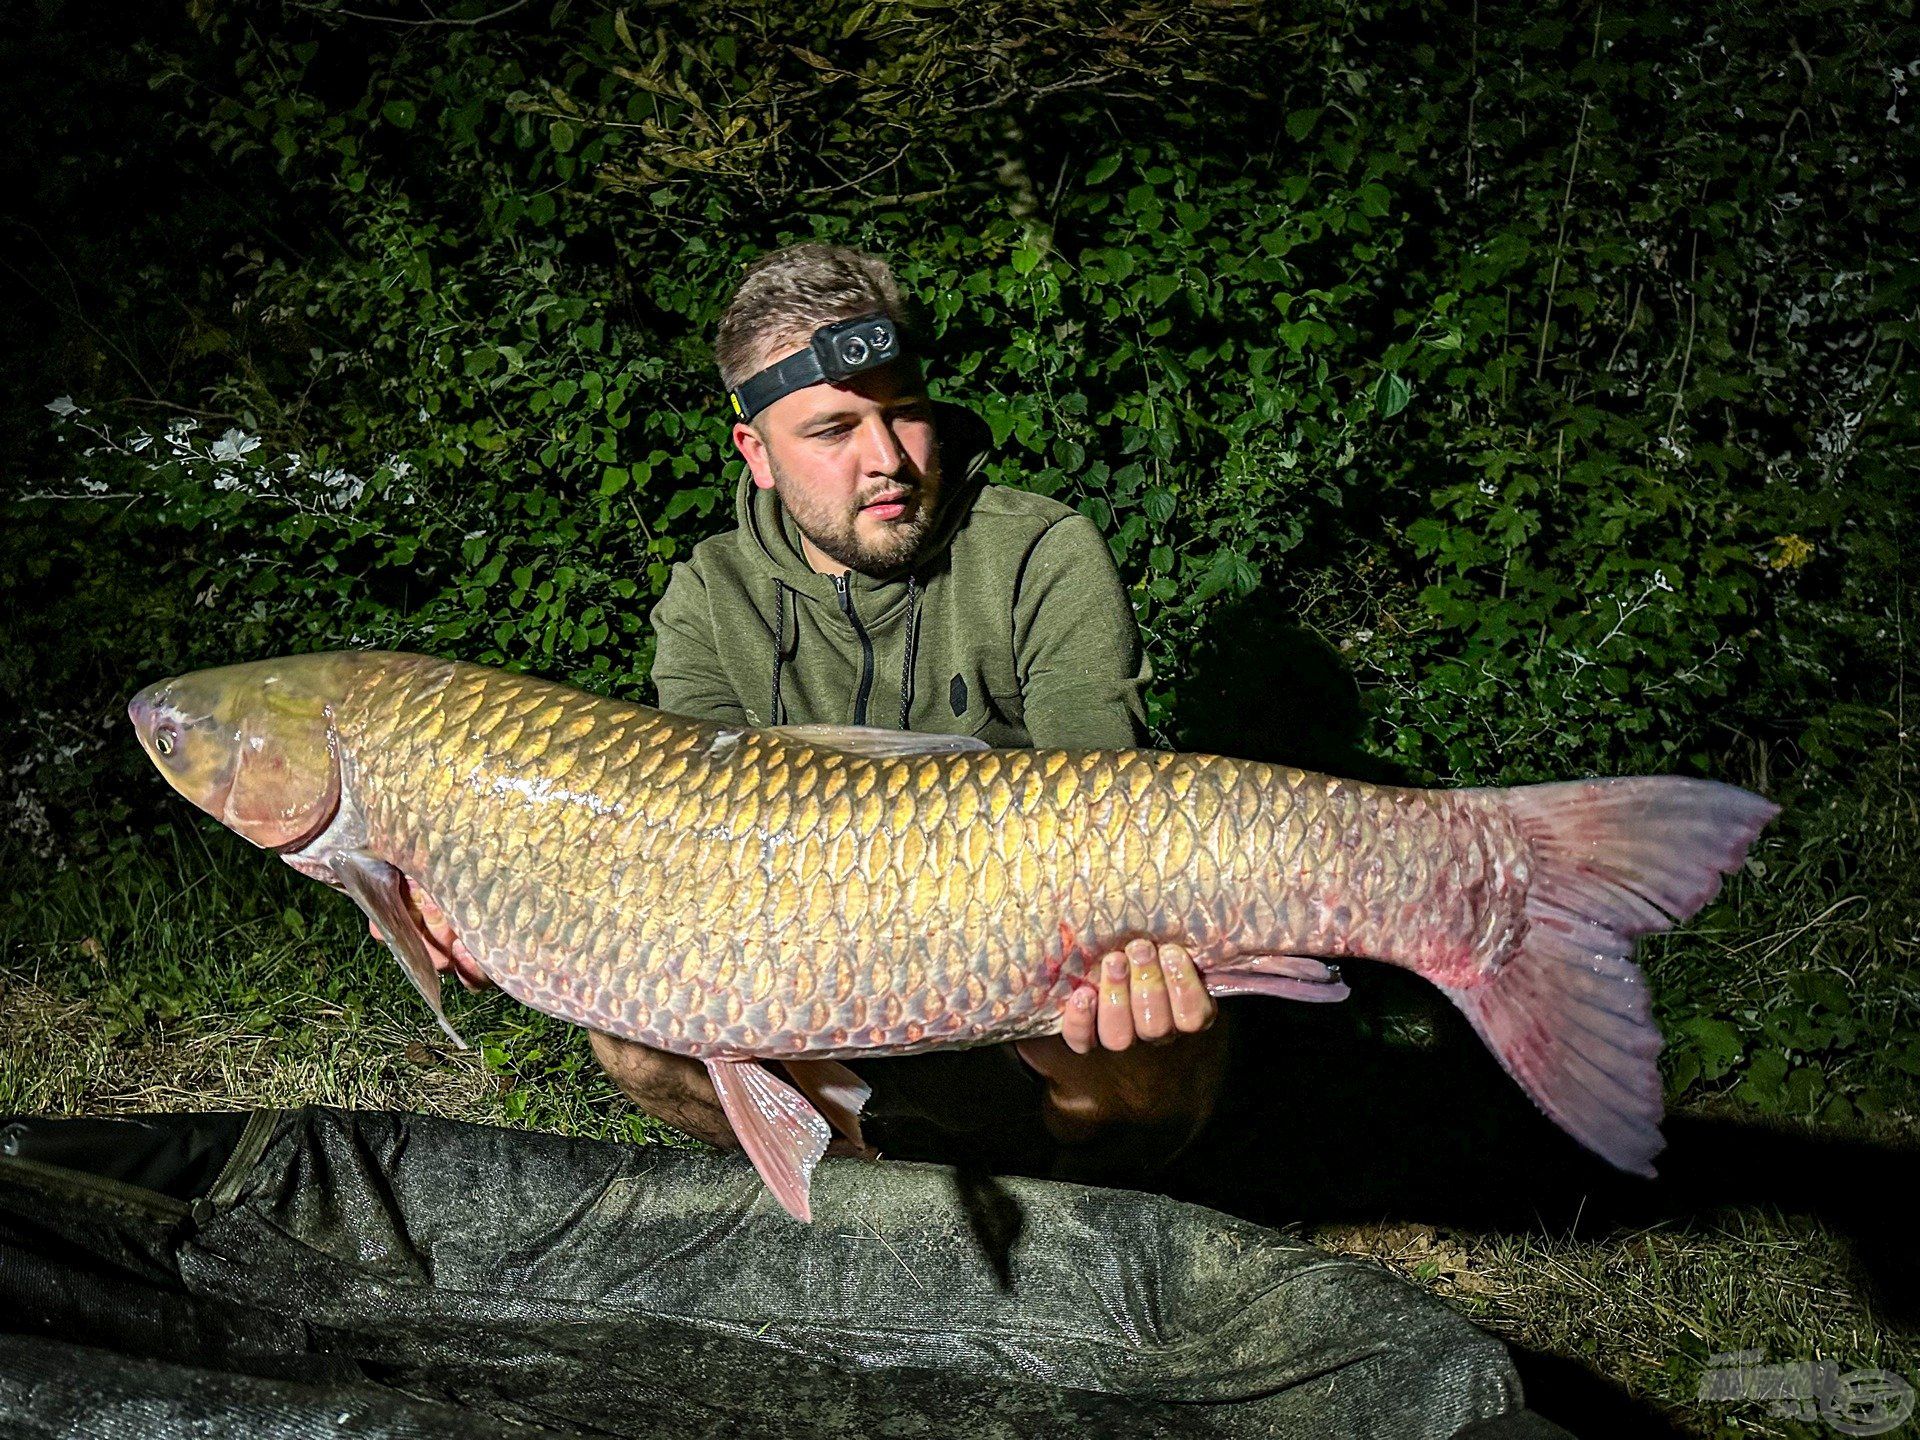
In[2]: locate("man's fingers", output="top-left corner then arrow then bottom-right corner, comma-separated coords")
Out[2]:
1097,951 -> 1135,1051
1127,937 -> 1172,1041
1060,985 -> 1098,1054
1161,944 -> 1216,1034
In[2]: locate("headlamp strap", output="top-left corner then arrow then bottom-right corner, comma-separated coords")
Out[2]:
727,312 -> 902,422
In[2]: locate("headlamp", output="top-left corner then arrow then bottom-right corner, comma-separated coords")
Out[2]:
727,313 -> 904,423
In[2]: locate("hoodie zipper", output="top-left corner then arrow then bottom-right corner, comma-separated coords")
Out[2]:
833,573 -> 875,725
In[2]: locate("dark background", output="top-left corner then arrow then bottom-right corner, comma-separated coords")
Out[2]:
2,1 -> 1916,1431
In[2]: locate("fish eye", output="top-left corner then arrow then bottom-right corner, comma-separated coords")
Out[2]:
155,726 -> 177,757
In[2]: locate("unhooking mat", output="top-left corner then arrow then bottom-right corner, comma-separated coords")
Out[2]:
0,1107 -> 1569,1438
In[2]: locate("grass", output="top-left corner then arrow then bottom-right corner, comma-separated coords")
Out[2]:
4,816 -> 1917,1439
0,823 -> 683,1146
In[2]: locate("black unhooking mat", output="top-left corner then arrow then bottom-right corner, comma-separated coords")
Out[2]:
0,1107 -> 1568,1439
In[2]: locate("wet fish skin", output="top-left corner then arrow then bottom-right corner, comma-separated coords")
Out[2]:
128,650 -> 1779,1219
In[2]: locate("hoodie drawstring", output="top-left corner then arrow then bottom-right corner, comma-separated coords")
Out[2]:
898,573 -> 921,729
771,580 -> 792,725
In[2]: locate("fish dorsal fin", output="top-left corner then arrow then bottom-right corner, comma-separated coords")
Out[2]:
772,724 -> 989,759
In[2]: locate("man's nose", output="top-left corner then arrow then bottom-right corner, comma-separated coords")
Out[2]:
854,413 -> 907,475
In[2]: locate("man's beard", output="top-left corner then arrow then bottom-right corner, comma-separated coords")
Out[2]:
770,457 -> 939,576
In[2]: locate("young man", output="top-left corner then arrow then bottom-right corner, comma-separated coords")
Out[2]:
588,243 -> 1230,1174
385,243 -> 1229,1173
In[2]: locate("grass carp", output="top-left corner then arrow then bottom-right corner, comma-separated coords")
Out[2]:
127,650 -> 1778,1220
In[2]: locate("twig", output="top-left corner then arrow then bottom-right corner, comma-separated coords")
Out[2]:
288,0 -> 537,25
1533,95 -> 1590,383
1663,231 -> 1699,441
1463,0 -> 1479,200
1532,5 -> 1603,382
0,230 -> 160,401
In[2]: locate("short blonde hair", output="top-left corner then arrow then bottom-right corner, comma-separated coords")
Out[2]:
715,243 -> 908,392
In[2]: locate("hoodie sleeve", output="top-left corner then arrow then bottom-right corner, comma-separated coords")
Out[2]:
649,560 -> 751,725
1011,513 -> 1152,749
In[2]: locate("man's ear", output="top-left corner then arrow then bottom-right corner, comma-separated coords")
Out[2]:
733,421 -> 776,491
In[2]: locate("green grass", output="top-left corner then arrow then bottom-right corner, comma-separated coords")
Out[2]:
0,822 -> 689,1146
4,814 -> 1917,1439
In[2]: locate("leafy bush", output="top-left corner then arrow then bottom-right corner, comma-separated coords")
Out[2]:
5,0 -> 1917,1116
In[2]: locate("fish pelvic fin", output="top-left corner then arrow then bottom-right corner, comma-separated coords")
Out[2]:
329,850 -> 469,1052
706,1058 -> 833,1223
1444,776 -> 1779,1177
1204,954 -> 1351,1003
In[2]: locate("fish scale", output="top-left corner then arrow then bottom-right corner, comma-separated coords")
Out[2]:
129,649 -> 1779,1218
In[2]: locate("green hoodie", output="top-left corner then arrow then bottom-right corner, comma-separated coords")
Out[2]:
646,405 -> 1157,1172
649,405 -> 1151,748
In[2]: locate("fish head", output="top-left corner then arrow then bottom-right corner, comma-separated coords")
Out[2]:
128,655 -> 344,850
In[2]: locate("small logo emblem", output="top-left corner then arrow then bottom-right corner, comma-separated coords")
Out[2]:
949,673 -> 968,717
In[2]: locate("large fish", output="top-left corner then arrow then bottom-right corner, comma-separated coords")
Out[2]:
127,651 -> 1776,1219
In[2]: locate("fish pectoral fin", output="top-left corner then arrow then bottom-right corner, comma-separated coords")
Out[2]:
779,1059 -> 873,1151
329,850 -> 470,1052
706,1058 -> 833,1223
281,851 -> 346,889
1205,954 -> 1352,1004
771,724 -> 990,758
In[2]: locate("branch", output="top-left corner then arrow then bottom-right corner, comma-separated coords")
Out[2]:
288,0 -> 537,27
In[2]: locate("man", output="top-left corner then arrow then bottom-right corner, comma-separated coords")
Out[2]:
599,242 -> 1230,1173
389,243 -> 1229,1174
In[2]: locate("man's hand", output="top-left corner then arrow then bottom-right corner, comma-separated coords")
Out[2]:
366,877 -> 496,992
1057,939 -> 1215,1054
1012,940 -> 1225,1150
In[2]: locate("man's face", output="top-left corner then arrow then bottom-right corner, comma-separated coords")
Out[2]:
731,348 -> 941,577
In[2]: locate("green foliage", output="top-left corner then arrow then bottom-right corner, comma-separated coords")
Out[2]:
5,0 -> 1918,1119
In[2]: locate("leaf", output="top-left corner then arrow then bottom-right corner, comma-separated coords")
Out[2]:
983,405 -> 1017,448
1681,1017 -> 1745,1079
1085,154 -> 1122,185
381,99 -> 416,129
1375,372 -> 1412,418
788,46 -> 849,79
1285,108 -> 1321,141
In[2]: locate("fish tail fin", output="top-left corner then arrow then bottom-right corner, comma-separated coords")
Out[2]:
1441,777 -> 1779,1176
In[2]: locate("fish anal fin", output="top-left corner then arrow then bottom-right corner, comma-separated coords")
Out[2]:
780,1058 -> 873,1150
707,1058 -> 832,1222
329,850 -> 469,1051
1205,954 -> 1351,1004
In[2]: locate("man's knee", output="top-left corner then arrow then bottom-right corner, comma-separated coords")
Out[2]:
1040,1022 -> 1231,1147
586,1030 -> 739,1150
